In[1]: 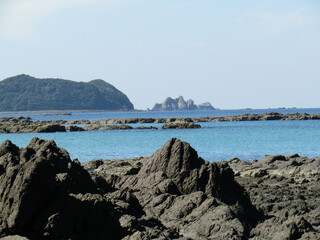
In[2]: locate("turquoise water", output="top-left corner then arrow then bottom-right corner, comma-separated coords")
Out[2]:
1,110 -> 320,162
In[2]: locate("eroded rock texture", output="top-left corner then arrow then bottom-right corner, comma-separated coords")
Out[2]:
228,155 -> 320,240
85,138 -> 262,239
0,138 -> 121,239
2,137 -> 318,239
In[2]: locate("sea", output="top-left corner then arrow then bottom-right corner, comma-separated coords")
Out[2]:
1,108 -> 320,163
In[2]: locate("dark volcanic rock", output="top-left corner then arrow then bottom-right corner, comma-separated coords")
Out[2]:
35,124 -> 66,132
227,155 -> 320,239
86,138 -> 262,239
2,137 -> 319,239
0,139 -> 190,239
162,122 -> 201,129
0,138 -> 122,239
65,125 -> 85,132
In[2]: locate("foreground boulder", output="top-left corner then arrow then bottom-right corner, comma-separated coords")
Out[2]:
85,138 -> 262,239
1,137 -> 263,239
0,138 -> 122,239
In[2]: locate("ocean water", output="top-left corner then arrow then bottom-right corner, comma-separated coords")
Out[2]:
1,109 -> 320,162
1,107 -> 320,121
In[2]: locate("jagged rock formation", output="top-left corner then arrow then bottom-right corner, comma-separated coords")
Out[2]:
0,74 -> 134,111
85,138 -> 262,239
0,137 -> 262,239
227,155 -> 320,239
0,138 -> 124,239
152,96 -> 215,111
1,138 -> 319,239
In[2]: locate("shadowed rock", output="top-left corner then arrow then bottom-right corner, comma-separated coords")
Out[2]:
89,138 -> 262,239
3,137 -> 318,239
0,138 -> 122,239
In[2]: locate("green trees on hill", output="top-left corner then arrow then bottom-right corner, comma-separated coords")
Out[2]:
0,74 -> 134,111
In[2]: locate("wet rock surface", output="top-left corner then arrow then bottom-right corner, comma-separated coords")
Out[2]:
0,137 -> 319,239
162,122 -> 201,129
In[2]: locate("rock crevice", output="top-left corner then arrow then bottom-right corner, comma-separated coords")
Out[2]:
1,137 -> 319,239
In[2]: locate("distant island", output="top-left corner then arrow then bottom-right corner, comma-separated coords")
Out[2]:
0,74 -> 134,111
151,96 -> 215,111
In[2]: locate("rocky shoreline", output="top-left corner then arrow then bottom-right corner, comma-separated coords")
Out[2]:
0,138 -> 319,239
1,112 -> 320,133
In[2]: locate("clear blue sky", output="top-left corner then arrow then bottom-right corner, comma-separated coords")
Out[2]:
0,0 -> 319,110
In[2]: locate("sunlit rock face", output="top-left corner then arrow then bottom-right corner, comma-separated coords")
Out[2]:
151,96 -> 215,111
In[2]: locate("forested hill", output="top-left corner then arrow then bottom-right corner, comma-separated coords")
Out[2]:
0,74 -> 134,111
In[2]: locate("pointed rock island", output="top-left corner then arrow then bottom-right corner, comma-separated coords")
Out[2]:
151,96 -> 215,111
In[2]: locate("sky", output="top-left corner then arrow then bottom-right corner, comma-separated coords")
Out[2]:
0,0 -> 320,110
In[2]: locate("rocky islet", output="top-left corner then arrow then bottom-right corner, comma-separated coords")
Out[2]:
151,96 -> 215,111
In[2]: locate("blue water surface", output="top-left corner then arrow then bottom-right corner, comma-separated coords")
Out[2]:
1,109 -> 320,162
1,108 -> 320,121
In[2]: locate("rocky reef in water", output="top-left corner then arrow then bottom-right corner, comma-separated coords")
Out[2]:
151,96 -> 215,111
0,117 -> 154,134
2,112 -> 320,133
0,138 -> 319,239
